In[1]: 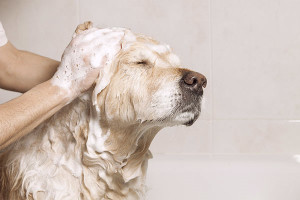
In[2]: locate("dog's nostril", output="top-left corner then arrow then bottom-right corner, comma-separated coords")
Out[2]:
184,75 -> 197,86
182,71 -> 207,91
201,77 -> 207,88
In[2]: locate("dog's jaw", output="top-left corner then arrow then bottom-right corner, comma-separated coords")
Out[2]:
173,96 -> 202,126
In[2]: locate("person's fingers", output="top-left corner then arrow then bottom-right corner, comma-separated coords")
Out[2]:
76,31 -> 124,68
78,67 -> 101,92
74,28 -> 124,47
75,21 -> 93,34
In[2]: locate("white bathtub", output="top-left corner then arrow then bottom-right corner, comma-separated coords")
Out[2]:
146,155 -> 300,200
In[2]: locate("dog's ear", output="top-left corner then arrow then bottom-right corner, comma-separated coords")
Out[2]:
90,28 -> 136,110
92,63 -> 114,110
88,28 -> 127,110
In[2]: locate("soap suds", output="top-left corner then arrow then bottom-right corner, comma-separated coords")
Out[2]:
86,106 -> 111,154
146,44 -> 171,54
51,27 -> 125,95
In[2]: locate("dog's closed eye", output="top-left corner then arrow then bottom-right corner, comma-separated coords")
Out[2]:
136,60 -> 148,65
135,60 -> 153,69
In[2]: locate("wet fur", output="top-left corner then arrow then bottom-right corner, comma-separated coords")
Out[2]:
0,32 -> 201,199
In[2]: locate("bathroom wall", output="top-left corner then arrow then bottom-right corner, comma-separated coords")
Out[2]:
0,0 -> 300,155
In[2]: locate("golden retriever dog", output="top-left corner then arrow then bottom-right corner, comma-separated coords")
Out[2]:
0,22 -> 206,200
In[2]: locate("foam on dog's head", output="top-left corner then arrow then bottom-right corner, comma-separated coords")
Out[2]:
92,28 -> 137,110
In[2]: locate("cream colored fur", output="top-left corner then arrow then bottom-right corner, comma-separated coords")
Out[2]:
0,28 -> 203,200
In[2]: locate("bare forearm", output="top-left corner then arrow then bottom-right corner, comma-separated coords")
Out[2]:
0,22 -> 121,150
0,42 -> 59,92
0,80 -> 70,150
15,50 -> 59,91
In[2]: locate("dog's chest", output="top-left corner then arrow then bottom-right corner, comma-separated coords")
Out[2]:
5,98 -> 145,199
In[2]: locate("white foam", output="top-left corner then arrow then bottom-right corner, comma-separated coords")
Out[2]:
86,111 -> 110,154
51,27 -> 125,95
147,44 -> 170,54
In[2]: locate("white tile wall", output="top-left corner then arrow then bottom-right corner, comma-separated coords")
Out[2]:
212,0 -> 300,120
213,120 -> 300,154
1,0 -> 300,155
151,120 -> 212,154
0,0 -> 78,60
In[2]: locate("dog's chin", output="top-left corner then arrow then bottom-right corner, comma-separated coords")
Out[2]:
183,113 -> 199,126
181,111 -> 200,126
150,100 -> 202,127
165,109 -> 200,127
176,102 -> 201,126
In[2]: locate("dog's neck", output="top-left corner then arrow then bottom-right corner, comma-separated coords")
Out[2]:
58,92 -> 160,198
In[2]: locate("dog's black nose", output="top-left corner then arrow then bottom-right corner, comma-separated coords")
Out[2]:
181,70 -> 207,95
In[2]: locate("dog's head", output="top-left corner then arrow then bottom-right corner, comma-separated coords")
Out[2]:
76,25 -> 208,184
94,29 -> 206,129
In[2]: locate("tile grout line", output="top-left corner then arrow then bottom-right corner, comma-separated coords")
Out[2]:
153,153 -> 300,157
209,0 -> 214,155
210,119 -> 300,121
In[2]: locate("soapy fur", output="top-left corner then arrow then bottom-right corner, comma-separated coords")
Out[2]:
0,24 -> 204,200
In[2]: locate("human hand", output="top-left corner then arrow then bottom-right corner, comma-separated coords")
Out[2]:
51,22 -> 124,100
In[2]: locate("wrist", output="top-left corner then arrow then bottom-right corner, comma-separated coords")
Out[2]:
43,80 -> 75,106
48,77 -> 81,104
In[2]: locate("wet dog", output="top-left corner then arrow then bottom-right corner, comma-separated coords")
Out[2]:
0,22 -> 206,200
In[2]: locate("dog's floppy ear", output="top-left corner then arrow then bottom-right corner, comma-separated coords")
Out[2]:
88,27 -> 138,111
86,28 -> 127,110
92,64 -> 114,109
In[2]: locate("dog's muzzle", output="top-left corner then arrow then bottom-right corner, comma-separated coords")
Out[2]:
178,69 -> 207,125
